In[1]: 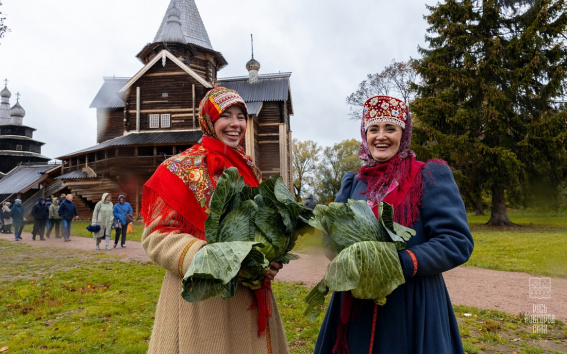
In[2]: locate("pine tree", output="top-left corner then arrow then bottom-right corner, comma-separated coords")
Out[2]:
412,0 -> 567,225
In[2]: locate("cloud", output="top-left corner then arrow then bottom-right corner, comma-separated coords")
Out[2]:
0,0 -> 434,159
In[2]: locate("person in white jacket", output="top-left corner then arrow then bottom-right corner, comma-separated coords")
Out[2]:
91,193 -> 114,250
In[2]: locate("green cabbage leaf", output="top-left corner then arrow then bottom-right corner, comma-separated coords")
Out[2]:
304,199 -> 415,321
182,167 -> 313,302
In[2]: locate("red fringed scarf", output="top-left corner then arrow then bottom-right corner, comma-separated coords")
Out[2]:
249,277 -> 274,337
358,153 -> 425,228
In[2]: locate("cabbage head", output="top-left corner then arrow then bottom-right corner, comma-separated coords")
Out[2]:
182,167 -> 313,302
304,199 -> 415,321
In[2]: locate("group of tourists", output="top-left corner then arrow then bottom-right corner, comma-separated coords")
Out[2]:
140,87 -> 474,353
29,194 -> 79,241
90,193 -> 133,250
2,194 -> 80,242
3,193 -> 133,249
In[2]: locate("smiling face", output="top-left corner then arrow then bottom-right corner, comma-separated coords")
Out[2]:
366,122 -> 403,162
213,105 -> 247,148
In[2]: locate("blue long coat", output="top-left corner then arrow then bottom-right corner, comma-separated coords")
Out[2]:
10,204 -> 25,228
315,162 -> 474,354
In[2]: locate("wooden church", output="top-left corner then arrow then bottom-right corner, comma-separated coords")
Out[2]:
57,0 -> 294,217
0,82 -> 50,174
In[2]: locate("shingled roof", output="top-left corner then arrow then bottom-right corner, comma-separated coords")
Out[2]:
218,72 -> 292,103
57,131 -> 203,159
0,164 -> 59,195
154,0 -> 213,50
89,77 -> 129,109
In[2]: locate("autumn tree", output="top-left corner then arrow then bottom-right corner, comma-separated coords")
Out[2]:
346,60 -> 418,120
411,0 -> 567,225
292,139 -> 321,201
314,139 -> 363,204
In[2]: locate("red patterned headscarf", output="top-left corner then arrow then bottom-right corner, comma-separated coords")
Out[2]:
198,87 -> 249,139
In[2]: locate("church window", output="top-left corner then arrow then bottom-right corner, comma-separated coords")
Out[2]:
149,114 -> 171,128
149,114 -> 160,128
161,114 -> 171,128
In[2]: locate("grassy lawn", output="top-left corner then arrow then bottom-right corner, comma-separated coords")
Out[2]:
1,238 -> 566,353
23,221 -> 145,242
295,210 -> 567,279
466,211 -> 567,278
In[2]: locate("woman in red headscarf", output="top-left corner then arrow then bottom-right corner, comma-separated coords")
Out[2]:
314,95 -> 474,354
141,87 -> 288,354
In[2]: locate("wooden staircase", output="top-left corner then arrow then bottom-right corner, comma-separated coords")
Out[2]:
61,177 -> 126,219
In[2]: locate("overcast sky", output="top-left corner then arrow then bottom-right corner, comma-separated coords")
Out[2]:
0,0 -> 434,160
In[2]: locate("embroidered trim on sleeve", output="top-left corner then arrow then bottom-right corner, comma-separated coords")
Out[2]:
178,239 -> 199,276
406,249 -> 418,277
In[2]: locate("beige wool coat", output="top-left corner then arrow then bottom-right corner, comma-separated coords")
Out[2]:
92,193 -> 114,238
2,204 -> 12,224
142,201 -> 289,354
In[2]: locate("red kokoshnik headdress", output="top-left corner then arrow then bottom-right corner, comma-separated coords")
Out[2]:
141,87 -> 261,239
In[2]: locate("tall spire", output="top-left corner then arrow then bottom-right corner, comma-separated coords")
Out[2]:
158,5 -> 186,44
154,0 -> 213,50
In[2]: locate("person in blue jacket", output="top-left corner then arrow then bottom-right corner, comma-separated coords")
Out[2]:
314,95 -> 474,354
113,194 -> 133,248
58,194 -> 79,242
10,199 -> 25,241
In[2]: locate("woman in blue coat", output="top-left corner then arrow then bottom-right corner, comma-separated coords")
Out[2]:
113,194 -> 133,248
314,95 -> 474,354
10,199 -> 25,241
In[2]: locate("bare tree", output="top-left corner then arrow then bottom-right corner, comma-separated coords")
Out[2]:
292,139 -> 321,201
346,60 -> 418,120
314,139 -> 363,204
0,1 -> 9,43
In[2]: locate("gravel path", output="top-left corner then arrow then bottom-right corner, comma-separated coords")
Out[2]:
3,231 -> 566,322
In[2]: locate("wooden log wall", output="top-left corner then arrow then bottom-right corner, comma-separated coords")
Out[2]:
123,59 -> 209,132
138,44 -> 221,85
0,125 -> 34,138
0,138 -> 41,153
97,108 -> 125,143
